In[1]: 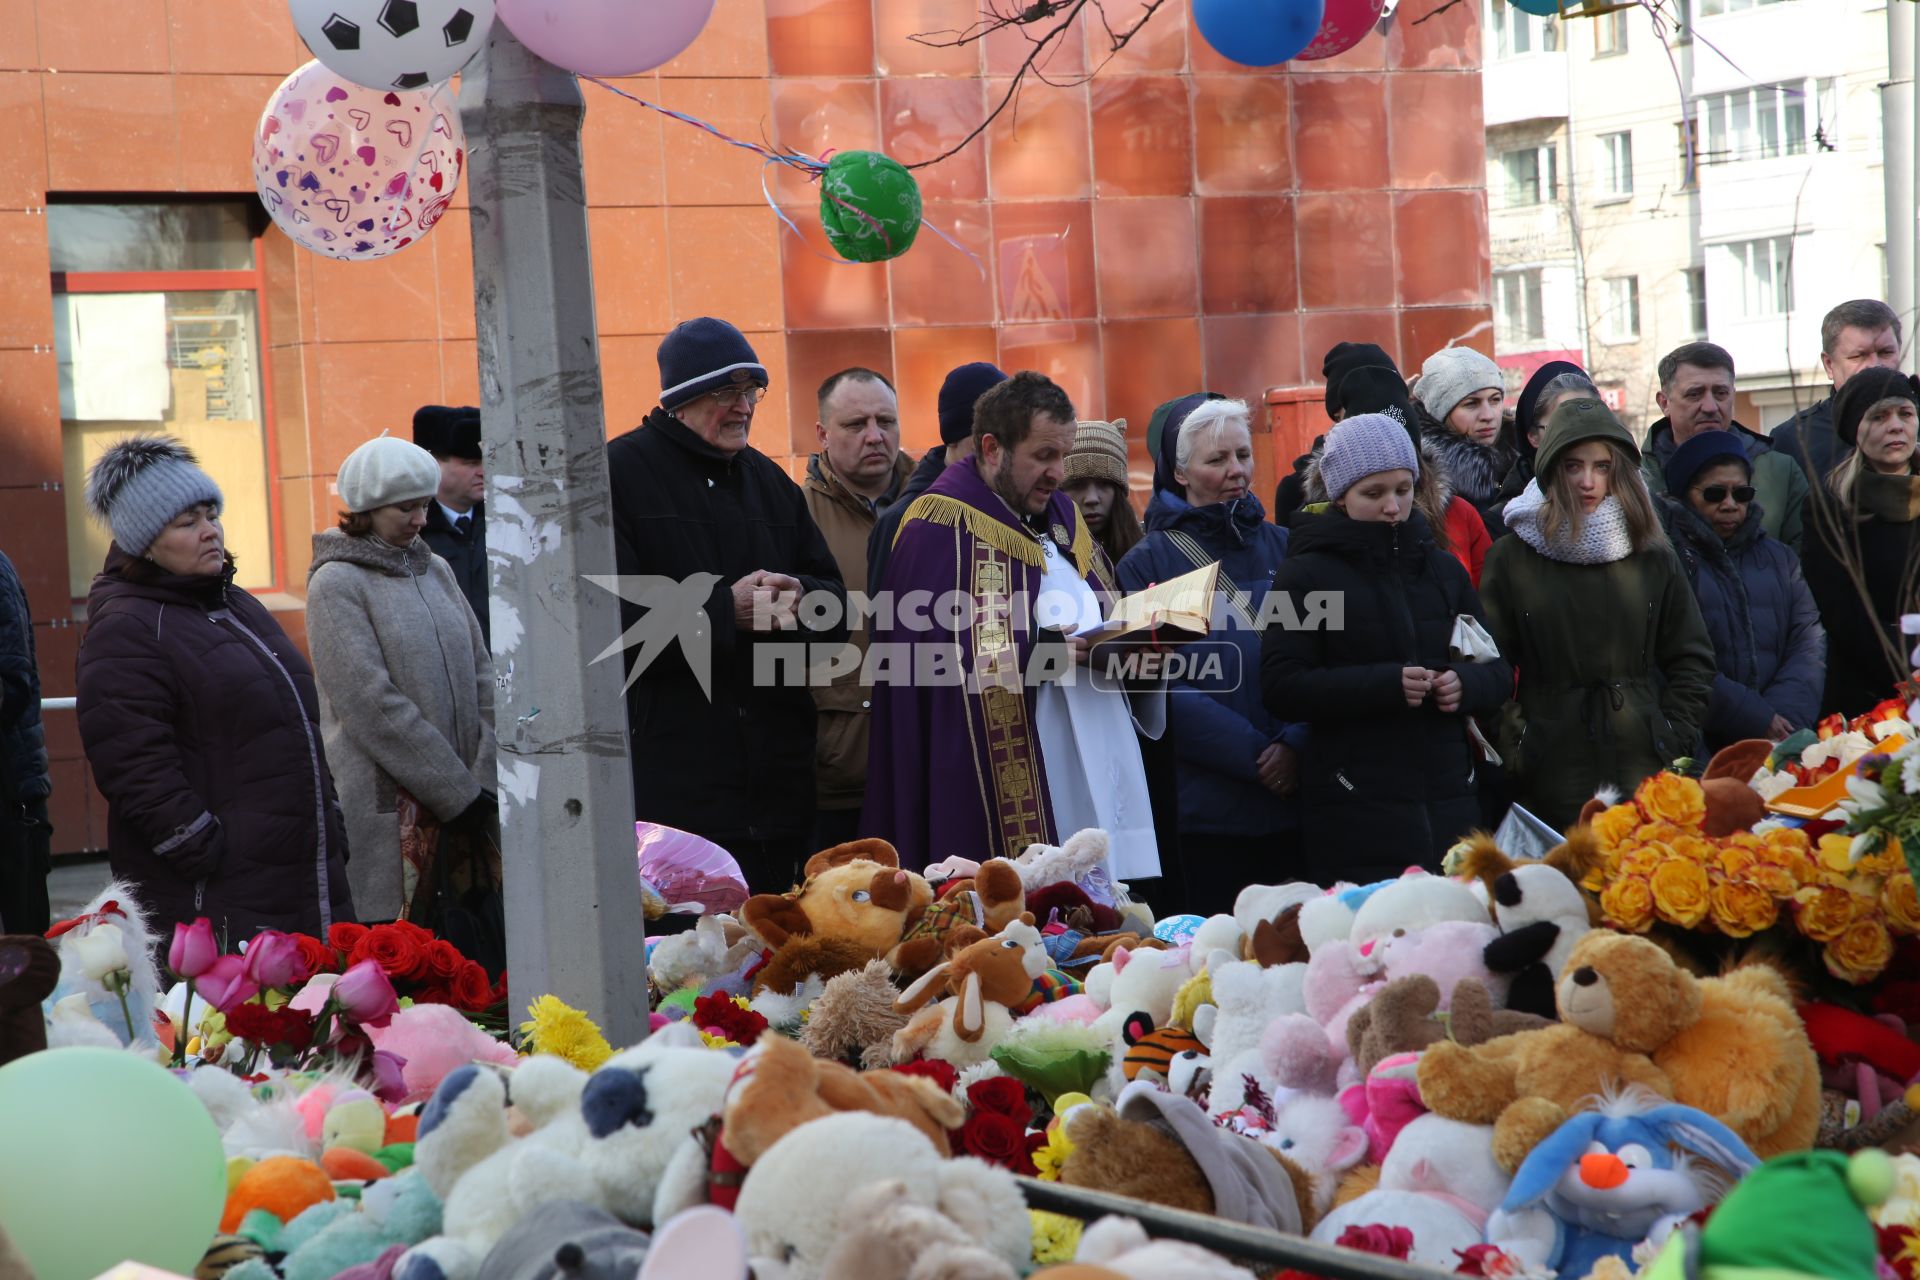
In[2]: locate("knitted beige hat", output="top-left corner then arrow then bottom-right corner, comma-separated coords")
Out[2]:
1065,418 -> 1129,488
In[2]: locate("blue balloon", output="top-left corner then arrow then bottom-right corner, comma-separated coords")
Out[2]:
1193,0 -> 1328,66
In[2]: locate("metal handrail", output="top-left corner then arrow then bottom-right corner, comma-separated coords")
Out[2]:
1015,1177 -> 1465,1279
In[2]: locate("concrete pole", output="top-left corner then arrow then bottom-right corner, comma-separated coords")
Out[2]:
458,26 -> 650,1046
1886,0 -> 1915,367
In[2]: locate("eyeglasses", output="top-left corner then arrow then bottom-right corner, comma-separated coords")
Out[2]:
710,384 -> 766,407
1697,484 -> 1755,504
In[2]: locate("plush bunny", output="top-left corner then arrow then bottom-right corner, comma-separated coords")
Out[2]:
891,920 -> 1050,1067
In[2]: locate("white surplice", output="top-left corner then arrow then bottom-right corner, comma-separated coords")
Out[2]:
1030,537 -> 1167,880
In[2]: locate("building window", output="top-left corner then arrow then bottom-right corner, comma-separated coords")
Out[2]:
1600,131 -> 1634,197
1601,276 -> 1641,343
48,201 -> 278,600
1715,236 -> 1795,318
1686,266 -> 1708,334
1495,269 -> 1547,346
1489,0 -> 1559,58
1698,81 -> 1819,163
1698,0 -> 1789,15
1594,7 -> 1628,54
1676,118 -> 1701,187
1499,145 -> 1558,207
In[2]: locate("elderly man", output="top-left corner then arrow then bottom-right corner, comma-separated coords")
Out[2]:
413,404 -> 489,643
863,371 -> 1165,875
608,317 -> 848,895
800,368 -> 915,850
1640,341 -> 1808,552
1772,299 -> 1905,482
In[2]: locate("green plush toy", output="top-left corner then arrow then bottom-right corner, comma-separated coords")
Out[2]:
1643,1148 -> 1893,1280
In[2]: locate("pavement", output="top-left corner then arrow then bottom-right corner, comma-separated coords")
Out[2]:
48,854 -> 113,921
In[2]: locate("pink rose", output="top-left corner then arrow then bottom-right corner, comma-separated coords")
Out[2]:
169,918 -> 218,980
331,959 -> 400,1028
242,930 -> 310,989
369,1050 -> 409,1103
196,954 -> 260,1013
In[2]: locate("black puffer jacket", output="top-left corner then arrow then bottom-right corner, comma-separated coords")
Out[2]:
75,549 -> 354,941
1261,509 -> 1512,883
608,410 -> 848,845
0,549 -> 46,808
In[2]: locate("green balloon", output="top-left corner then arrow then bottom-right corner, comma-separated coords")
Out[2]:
818,151 -> 923,263
0,1048 -> 226,1280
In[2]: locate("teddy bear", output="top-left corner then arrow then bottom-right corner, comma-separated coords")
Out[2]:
893,921 -> 1051,1067
1193,954 -> 1308,1120
741,840 -> 935,996
1029,1216 -> 1258,1279
1652,961 -> 1821,1160
1458,830 -> 1602,1020
731,1112 -> 1031,1280
812,1179 -> 1022,1280
798,958 -> 912,1070
887,858 -> 1029,979
1310,1114 -> 1510,1267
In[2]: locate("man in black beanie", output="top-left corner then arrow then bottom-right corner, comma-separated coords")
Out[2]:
608,317 -> 848,897
866,360 -> 1008,598
414,405 -> 490,645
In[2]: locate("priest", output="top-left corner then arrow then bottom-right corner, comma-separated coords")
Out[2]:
862,371 -> 1166,876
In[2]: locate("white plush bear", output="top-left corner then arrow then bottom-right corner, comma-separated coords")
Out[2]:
1087,943 -> 1201,1042
1310,1114 -> 1508,1266
1197,955 -> 1308,1120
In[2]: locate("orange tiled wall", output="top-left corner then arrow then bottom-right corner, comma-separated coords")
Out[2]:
0,0 -> 1490,851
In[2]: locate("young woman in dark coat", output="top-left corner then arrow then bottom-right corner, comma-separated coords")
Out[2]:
1655,430 -> 1825,752
1801,367 -> 1920,717
1261,413 -> 1512,885
75,438 -> 354,943
1415,346 -> 1516,537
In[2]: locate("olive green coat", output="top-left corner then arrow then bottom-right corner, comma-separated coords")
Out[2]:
1479,535 -> 1717,832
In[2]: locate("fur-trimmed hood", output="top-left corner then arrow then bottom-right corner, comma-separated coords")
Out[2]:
1418,407 -> 1514,507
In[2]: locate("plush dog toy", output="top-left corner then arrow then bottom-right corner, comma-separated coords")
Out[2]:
740,840 -> 934,995
721,1033 -> 965,1165
892,920 -> 1050,1067
1458,829 -> 1602,1020
887,858 -> 1028,979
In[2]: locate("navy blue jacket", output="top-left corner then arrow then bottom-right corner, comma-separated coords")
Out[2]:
1657,497 -> 1825,750
1117,493 -> 1301,839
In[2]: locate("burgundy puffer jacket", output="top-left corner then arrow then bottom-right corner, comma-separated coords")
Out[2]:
76,548 -> 354,942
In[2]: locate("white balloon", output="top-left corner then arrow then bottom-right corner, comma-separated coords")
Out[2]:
290,0 -> 495,92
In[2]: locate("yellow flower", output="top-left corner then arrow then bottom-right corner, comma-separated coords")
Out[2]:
1651,859 -> 1711,929
1671,834 -> 1718,864
1030,1211 -> 1083,1265
1885,874 -> 1920,936
1724,831 -> 1765,853
1748,860 -> 1805,901
1601,876 -> 1657,933
1032,1125 -> 1076,1182
1709,879 -> 1778,938
1636,821 -> 1690,847
1793,885 -> 1859,943
1825,916 -> 1896,985
1825,832 -> 1901,878
1590,803 -> 1643,852
1718,845 -> 1761,880
699,1031 -> 738,1050
1760,826 -> 1812,861
1636,773 -> 1707,828
519,994 -> 614,1072
1616,845 -> 1665,878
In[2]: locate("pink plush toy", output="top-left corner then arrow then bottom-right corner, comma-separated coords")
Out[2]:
367,1002 -> 520,1105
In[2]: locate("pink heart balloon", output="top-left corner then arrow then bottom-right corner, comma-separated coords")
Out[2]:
1296,0 -> 1385,60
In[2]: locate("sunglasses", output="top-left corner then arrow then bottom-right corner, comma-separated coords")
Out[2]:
1696,484 -> 1755,504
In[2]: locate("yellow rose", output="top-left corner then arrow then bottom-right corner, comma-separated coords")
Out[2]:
1590,803 -> 1643,852
1636,821 -> 1689,847
1636,773 -> 1707,828
1671,834 -> 1718,864
1601,876 -> 1657,933
1760,826 -> 1811,860
1794,885 -> 1859,942
1617,846 -> 1665,878
1718,846 -> 1761,880
1651,859 -> 1711,929
1817,833 -> 1855,874
1825,917 -> 1896,985
1725,831 -> 1765,853
1885,874 -> 1920,936
1748,861 -> 1804,901
1709,879 -> 1779,938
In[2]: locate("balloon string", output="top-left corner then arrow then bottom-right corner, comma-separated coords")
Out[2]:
579,76 -> 827,176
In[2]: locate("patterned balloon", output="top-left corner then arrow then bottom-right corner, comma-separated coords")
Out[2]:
252,60 -> 465,262
1295,0 -> 1385,60
817,151 -> 922,264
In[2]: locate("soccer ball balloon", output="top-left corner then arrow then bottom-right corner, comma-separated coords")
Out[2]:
290,0 -> 494,91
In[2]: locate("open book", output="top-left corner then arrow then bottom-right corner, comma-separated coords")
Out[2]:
1074,562 -> 1218,647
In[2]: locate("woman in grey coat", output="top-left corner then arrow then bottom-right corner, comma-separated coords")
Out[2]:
306,435 -> 497,927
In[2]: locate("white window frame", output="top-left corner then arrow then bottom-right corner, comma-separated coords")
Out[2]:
1495,268 -> 1547,346
1498,144 -> 1558,207
1715,236 -> 1795,319
1594,6 -> 1628,54
1698,0 -> 1789,17
1697,80 -> 1818,164
1488,0 -> 1560,59
1600,276 -> 1641,343
1685,265 -> 1708,335
1599,131 -> 1634,198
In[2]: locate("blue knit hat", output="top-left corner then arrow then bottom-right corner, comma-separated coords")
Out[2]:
84,435 -> 224,556
1663,428 -> 1750,496
657,318 -> 768,413
937,362 -> 1007,446
1321,412 -> 1420,502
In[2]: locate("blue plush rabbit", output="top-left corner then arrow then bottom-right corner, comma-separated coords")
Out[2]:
1485,1087 -> 1759,1279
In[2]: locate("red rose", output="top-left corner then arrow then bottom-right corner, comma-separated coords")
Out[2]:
410,980 -> 454,1007
223,1001 -> 316,1051
1335,1224 -> 1413,1260
387,919 -> 436,945
956,1111 -> 1035,1174
291,933 -> 338,976
889,1059 -> 959,1094
966,1076 -> 1030,1125
328,922 -> 369,959
352,925 -> 431,981
425,940 -> 465,983
692,992 -> 767,1046
452,962 -> 498,1012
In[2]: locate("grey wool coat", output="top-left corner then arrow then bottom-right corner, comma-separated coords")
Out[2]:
306,530 -> 497,921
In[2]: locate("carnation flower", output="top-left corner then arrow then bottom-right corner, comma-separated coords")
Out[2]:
519,994 -> 613,1071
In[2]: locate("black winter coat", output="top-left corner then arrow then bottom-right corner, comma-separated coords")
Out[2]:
1261,510 -> 1512,884
75,549 -> 354,941
421,501 -> 488,645
1419,407 -> 1516,539
1771,396 -> 1845,485
608,410 -> 849,845
866,447 -> 947,600
0,549 -> 46,808
1801,473 -> 1920,718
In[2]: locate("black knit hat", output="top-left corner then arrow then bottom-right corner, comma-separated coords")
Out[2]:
657,317 -> 768,413
413,405 -> 482,460
937,362 -> 1007,446
1336,365 -> 1419,450
1321,341 -> 1397,420
1834,366 -> 1920,448
1514,360 -> 1588,465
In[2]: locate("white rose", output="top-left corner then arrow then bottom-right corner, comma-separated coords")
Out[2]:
69,923 -> 130,983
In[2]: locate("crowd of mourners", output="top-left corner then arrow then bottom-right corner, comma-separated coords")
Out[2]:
0,298 -> 1914,942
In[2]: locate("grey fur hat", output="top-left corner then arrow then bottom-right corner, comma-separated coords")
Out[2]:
84,436 -> 223,556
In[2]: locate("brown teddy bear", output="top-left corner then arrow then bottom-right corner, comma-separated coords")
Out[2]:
887,857 -> 1029,979
1652,961 -> 1821,1159
799,959 -> 911,1070
721,1032 -> 965,1165
1345,974 -> 1548,1078
741,839 -> 935,995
